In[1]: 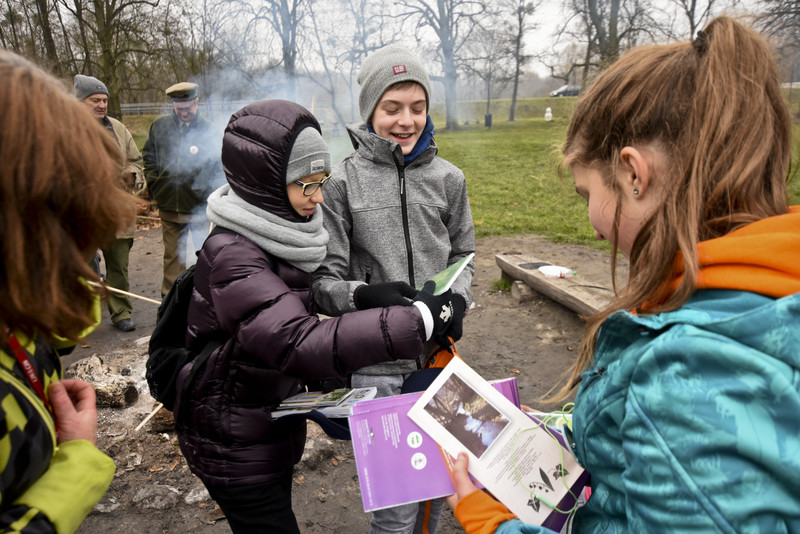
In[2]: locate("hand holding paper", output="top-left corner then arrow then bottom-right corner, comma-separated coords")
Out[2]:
412,281 -> 454,342
445,452 -> 479,509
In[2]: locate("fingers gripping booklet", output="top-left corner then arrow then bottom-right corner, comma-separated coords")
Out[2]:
407,358 -> 587,529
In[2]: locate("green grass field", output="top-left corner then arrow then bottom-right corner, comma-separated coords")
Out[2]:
435,118 -> 596,244
125,96 -> 800,249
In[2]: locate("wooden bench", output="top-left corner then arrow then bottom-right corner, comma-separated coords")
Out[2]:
495,253 -> 614,316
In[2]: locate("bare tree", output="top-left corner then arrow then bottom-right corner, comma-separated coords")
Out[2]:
2,0 -> 58,65
303,0 -> 352,130
758,0 -> 800,38
397,0 -> 486,130
232,0 -> 308,101
758,0 -> 800,106
1,2 -> 26,51
674,0 -> 719,37
655,0 -> 739,40
33,0 -> 60,70
497,0 -> 539,121
547,0 -> 656,84
58,0 -> 159,116
462,25 -> 514,125
302,0 -> 402,130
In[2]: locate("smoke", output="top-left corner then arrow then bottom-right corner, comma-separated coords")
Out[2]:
176,218 -> 211,267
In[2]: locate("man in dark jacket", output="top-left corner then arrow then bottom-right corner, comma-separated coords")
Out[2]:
142,82 -> 225,296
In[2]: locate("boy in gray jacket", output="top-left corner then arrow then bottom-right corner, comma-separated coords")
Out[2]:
313,44 -> 475,534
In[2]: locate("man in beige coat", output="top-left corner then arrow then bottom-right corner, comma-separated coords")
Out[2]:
75,74 -> 143,331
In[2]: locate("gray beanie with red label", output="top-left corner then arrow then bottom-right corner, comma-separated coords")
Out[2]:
357,44 -> 432,124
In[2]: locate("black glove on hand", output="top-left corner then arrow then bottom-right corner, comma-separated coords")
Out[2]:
412,281 -> 454,344
444,293 -> 467,344
353,281 -> 416,310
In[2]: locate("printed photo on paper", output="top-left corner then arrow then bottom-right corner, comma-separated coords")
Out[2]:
423,373 -> 510,458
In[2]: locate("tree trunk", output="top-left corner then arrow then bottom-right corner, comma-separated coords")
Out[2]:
509,30 -> 523,122
443,52 -> 460,130
34,0 -> 60,72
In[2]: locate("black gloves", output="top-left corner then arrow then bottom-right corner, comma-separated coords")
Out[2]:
447,293 -> 467,343
354,281 -> 416,310
412,281 -> 454,346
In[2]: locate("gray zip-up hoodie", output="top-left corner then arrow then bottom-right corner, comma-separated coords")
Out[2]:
313,123 -> 475,374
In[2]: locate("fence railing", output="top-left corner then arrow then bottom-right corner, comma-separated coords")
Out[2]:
121,100 -> 264,116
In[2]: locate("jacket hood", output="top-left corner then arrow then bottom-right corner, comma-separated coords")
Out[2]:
222,100 -> 321,222
671,206 -> 800,298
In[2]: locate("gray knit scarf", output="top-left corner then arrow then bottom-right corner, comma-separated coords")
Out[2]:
206,184 -> 329,273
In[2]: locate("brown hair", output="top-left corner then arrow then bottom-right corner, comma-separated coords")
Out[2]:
0,50 -> 136,344
556,17 -> 792,399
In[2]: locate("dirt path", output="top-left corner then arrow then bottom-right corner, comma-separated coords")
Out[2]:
69,223 -> 625,534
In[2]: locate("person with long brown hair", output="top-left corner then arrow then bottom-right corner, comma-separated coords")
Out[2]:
445,17 -> 800,533
0,50 -> 136,532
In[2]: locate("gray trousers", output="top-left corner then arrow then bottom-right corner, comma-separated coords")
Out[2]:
350,373 -> 445,534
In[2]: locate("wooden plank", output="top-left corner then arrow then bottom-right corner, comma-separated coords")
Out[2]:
495,254 -> 614,316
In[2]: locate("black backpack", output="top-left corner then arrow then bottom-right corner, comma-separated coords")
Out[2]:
146,264 -> 222,413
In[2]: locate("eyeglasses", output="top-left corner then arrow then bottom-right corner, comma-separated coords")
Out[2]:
293,174 -> 330,196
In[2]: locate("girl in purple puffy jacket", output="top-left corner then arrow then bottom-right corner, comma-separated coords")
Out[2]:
176,99 -> 455,534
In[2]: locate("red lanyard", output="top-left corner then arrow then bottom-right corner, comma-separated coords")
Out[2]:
6,333 -> 55,417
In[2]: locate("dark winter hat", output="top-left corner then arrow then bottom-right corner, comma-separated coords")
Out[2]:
166,82 -> 198,101
286,127 -> 330,185
357,44 -> 432,124
222,99 -> 322,221
74,74 -> 108,101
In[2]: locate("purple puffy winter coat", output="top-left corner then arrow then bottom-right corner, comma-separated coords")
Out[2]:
175,100 -> 426,489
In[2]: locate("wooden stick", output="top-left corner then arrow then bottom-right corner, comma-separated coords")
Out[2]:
88,281 -> 161,305
135,402 -> 164,432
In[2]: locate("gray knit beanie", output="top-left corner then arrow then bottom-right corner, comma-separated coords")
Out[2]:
286,127 -> 331,185
74,74 -> 108,101
358,44 -> 432,124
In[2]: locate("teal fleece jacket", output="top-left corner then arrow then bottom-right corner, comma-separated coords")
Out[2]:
457,290 -> 800,534
455,209 -> 800,533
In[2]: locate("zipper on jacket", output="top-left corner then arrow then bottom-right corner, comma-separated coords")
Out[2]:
397,165 -> 415,287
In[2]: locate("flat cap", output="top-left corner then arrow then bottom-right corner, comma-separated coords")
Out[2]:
166,82 -> 198,101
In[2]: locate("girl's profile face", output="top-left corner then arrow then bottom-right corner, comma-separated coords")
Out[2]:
287,171 -> 326,219
571,164 -> 641,259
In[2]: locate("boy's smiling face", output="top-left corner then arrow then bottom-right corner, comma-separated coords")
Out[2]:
370,83 -> 427,155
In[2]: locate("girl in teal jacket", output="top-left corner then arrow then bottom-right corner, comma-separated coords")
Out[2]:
447,17 -> 800,534
0,51 -> 136,533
